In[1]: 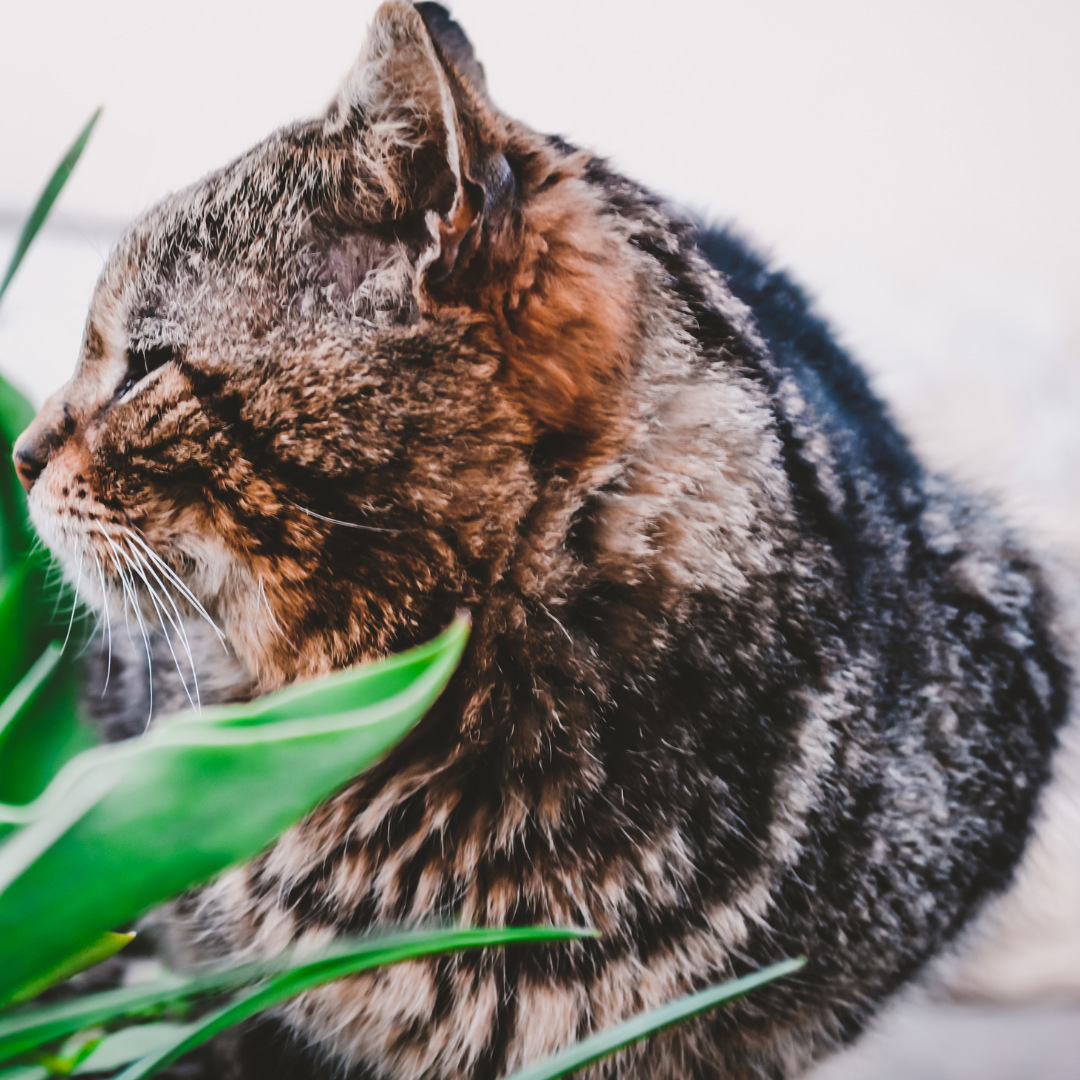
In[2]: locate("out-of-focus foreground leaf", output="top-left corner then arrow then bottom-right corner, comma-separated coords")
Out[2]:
72,1022 -> 192,1076
0,371 -> 88,803
0,375 -> 35,452
0,373 -> 36,572
0,643 -> 94,820
0,617 -> 471,1006
0,567 -> 33,703
0,1065 -> 47,1080
4,932 -> 134,1010
499,957 -> 808,1080
0,108 -> 102,306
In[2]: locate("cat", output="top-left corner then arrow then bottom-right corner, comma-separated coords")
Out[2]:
12,3 -> 1077,1078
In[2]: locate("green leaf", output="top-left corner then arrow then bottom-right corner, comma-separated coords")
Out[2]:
0,375 -> 37,573
0,645 -> 63,761
5,933 -> 134,1010
0,375 -> 35,453
500,958 -> 808,1080
0,618 -> 470,1006
0,643 -> 95,814
112,927 -> 593,1080
0,1065 -> 49,1080
72,1023 -> 192,1075
0,109 -> 102,307
0,926 -> 591,1064
0,567 -> 33,702
0,979 -> 190,1063
32,1028 -> 103,1076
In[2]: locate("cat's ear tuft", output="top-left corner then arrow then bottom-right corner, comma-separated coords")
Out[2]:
414,2 -> 489,98
326,1 -> 508,282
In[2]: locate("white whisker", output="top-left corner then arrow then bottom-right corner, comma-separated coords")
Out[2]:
257,576 -> 288,643
97,525 -> 154,727
121,540 -> 201,711
60,540 -> 84,655
285,497 -> 402,535
123,528 -> 227,649
46,561 -> 67,624
91,553 -> 114,695
118,543 -> 190,709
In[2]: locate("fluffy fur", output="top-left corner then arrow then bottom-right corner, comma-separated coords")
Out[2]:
13,4 -> 1075,1078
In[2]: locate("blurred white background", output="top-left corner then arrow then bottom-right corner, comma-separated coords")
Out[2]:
1,0 -> 1078,560
1,3 -> 1079,1075
2,1 -> 1078,561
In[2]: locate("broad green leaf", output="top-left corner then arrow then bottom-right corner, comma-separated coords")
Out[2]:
0,375 -> 35,574
0,644 -> 95,813
0,646 -> 61,760
0,109 -> 102,306
0,375 -> 35,452
0,618 -> 470,1005
500,958 -> 808,1080
0,567 -> 33,701
112,926 -> 593,1080
5,933 -> 134,1010
0,927 -> 591,1064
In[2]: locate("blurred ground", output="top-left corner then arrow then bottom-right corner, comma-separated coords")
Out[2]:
2,215 -> 1079,1079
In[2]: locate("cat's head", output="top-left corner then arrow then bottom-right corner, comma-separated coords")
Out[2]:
12,1 -> 642,692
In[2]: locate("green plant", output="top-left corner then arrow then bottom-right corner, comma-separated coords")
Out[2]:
0,927 -> 597,1080
0,617 -> 472,1005
0,109 -> 101,306
0,113 -> 103,817
0,116 -> 805,1080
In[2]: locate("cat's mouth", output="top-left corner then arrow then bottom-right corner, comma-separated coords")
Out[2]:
27,460 -> 229,714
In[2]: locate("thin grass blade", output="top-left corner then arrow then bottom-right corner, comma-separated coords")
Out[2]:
499,958 -> 808,1080
0,110 -> 102,306
72,1023 -> 195,1075
0,927 -> 591,1064
112,926 -> 593,1080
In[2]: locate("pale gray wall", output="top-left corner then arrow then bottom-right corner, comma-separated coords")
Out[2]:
1,0 -> 1078,553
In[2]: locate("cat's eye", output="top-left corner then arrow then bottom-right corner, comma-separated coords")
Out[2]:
116,345 -> 179,403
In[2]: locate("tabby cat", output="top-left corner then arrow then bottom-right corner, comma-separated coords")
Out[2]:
12,4 -> 1077,1078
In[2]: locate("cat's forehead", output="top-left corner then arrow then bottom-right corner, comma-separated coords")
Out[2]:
88,119 -> 369,354
113,121 -> 338,281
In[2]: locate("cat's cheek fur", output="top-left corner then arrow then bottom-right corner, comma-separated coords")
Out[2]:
25,442 -> 97,560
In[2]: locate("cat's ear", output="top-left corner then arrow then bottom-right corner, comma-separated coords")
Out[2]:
325,1 -> 510,283
326,3 -> 641,442
414,2 -> 489,99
